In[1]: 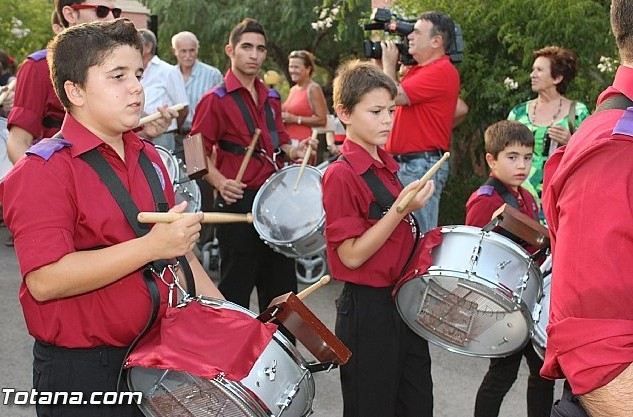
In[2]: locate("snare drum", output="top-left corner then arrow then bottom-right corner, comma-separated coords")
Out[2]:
252,165 -> 325,258
395,225 -> 543,357
532,256 -> 552,360
155,145 -> 201,213
128,297 -> 315,417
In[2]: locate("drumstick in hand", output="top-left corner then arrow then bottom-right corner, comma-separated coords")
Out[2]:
136,103 -> 187,127
293,129 -> 318,190
296,275 -> 331,300
396,152 -> 450,213
138,212 -> 253,224
0,79 -> 16,106
235,128 -> 261,184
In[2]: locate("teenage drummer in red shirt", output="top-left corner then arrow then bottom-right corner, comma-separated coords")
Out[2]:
190,18 -> 316,328
0,19 -> 222,417
322,59 -> 434,417
465,120 -> 554,417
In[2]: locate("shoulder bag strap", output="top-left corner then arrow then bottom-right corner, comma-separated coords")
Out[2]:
595,94 -> 633,112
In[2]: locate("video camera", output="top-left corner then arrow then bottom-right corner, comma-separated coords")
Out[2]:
362,8 -> 463,65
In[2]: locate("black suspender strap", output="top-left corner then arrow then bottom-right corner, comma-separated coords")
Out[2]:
595,94 -> 633,112
229,90 -> 279,149
484,176 -> 519,210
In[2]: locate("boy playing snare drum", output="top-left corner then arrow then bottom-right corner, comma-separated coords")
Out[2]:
322,59 -> 435,417
465,120 -> 554,417
0,19 -> 222,417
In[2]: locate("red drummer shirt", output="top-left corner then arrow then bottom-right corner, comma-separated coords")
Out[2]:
541,65 -> 633,395
322,140 -> 416,287
190,69 -> 290,190
7,49 -> 65,141
0,114 -> 175,348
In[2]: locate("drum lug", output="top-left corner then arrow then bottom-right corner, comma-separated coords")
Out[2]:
264,360 -> 277,381
532,303 -> 542,322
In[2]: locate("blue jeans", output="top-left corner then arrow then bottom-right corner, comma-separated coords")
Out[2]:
396,153 -> 449,234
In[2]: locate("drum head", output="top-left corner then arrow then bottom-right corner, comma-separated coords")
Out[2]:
396,225 -> 542,358
155,145 -> 178,184
252,165 -> 323,245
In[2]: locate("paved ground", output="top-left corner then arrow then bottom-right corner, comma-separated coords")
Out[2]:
0,225 -> 561,417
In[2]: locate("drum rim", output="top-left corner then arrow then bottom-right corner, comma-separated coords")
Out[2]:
531,274 -> 551,349
154,145 -> 179,183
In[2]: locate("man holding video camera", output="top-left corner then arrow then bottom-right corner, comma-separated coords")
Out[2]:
378,11 -> 460,233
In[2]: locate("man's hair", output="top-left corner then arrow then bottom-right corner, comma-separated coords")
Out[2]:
54,0 -> 86,29
533,46 -> 578,94
228,18 -> 266,47
484,120 -> 534,158
333,59 -> 397,113
138,28 -> 157,55
171,31 -> 199,49
611,0 -> 633,63
419,11 -> 455,52
48,18 -> 143,110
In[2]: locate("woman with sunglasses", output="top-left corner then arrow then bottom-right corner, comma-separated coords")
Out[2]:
282,50 -> 328,161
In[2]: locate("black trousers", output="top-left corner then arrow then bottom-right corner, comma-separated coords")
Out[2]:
32,341 -> 144,417
550,381 -> 590,417
335,283 -> 433,417
215,189 -> 297,340
474,342 -> 555,417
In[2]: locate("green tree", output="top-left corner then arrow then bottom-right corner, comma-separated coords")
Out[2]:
0,0 -> 54,65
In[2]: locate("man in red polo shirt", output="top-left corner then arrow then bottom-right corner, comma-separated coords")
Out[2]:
541,1 -> 633,415
379,11 -> 460,233
190,18 -> 315,330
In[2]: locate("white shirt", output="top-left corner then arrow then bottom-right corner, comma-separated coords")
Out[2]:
176,60 -> 223,131
142,55 -> 189,132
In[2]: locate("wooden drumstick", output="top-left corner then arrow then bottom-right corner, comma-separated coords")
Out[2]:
296,275 -> 331,300
137,212 -> 253,224
0,79 -> 16,106
396,152 -> 450,213
235,128 -> 261,184
292,130 -> 318,190
137,103 -> 187,126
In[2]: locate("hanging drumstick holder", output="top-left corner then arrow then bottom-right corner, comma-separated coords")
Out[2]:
257,276 -> 352,372
484,203 -> 550,252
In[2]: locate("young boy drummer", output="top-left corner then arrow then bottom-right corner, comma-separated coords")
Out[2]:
322,60 -> 435,417
466,120 -> 554,417
0,19 -> 222,417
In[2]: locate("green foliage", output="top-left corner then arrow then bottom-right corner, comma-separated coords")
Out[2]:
0,0 -> 54,65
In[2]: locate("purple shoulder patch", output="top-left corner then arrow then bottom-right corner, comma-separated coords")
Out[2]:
26,138 -> 72,160
267,88 -> 281,100
28,49 -> 47,62
477,185 -> 494,196
211,85 -> 227,98
612,107 -> 633,137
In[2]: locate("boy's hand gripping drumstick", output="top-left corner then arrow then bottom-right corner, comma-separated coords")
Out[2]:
137,103 -> 187,126
296,275 -> 331,300
137,212 -> 253,224
293,129 -> 318,190
235,128 -> 261,184
396,152 -> 450,213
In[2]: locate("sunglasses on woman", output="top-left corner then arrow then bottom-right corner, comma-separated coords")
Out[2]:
70,4 -> 123,19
